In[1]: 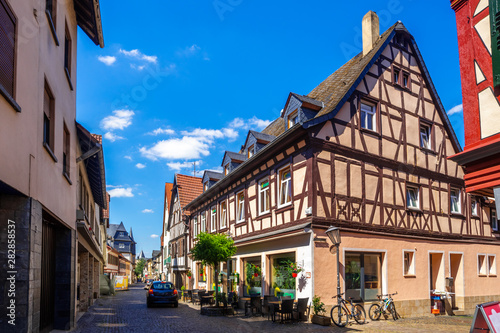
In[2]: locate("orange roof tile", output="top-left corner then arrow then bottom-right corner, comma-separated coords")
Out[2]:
176,174 -> 203,212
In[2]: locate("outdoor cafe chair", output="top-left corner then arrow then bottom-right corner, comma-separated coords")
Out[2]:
293,298 -> 309,322
191,289 -> 199,304
267,296 -> 279,322
278,299 -> 294,323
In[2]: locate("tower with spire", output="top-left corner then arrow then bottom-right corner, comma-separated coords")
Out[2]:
107,221 -> 136,263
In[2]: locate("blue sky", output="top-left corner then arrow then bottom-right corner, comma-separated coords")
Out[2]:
75,0 -> 465,257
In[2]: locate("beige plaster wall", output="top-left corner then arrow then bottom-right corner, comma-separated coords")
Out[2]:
0,0 -> 78,228
313,231 -> 500,311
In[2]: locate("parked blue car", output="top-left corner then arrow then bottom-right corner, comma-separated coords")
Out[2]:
147,281 -> 178,308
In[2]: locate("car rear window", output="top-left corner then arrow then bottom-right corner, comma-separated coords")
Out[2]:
152,282 -> 174,290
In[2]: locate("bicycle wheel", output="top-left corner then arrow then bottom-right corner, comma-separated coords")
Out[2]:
368,304 -> 381,321
331,305 -> 349,327
388,303 -> 398,320
353,304 -> 366,324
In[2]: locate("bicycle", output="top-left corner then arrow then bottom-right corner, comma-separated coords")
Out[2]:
368,292 -> 398,321
330,292 -> 366,327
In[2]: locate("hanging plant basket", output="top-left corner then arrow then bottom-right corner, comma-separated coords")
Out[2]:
254,273 -> 259,278
292,272 -> 298,278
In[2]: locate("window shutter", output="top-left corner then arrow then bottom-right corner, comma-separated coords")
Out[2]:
490,0 -> 500,86
0,0 -> 15,97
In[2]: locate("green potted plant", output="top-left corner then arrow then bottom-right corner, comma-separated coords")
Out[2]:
311,295 -> 331,326
187,270 -> 192,279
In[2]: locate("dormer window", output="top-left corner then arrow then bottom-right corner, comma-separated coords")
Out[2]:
248,145 -> 254,158
288,111 -> 298,129
224,164 -> 229,176
204,182 -> 208,192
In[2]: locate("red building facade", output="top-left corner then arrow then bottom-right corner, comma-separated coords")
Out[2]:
450,0 -> 500,204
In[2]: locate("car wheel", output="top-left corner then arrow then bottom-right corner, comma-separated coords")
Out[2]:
174,302 -> 178,308
147,302 -> 152,308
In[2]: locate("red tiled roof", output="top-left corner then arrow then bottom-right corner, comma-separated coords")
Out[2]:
176,174 -> 203,212
161,182 -> 174,245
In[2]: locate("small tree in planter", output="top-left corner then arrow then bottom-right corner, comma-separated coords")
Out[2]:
311,295 -> 331,326
191,232 -> 237,307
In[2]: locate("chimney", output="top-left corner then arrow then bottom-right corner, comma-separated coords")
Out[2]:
362,11 -> 379,56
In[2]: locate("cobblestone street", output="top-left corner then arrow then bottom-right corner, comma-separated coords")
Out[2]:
68,284 -> 474,333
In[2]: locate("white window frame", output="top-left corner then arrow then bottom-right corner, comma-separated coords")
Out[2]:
420,123 -> 432,150
360,102 -> 376,132
119,243 -> 125,249
193,215 -> 198,238
478,254 -> 487,276
488,254 -> 497,276
492,209 -> 498,232
288,110 -> 298,129
278,165 -> 292,208
471,197 -> 479,217
258,177 -> 270,215
220,200 -> 227,228
210,206 -> 217,232
406,185 -> 420,210
236,190 -> 245,223
402,250 -> 416,276
201,212 -> 206,233
451,188 -> 461,214
248,145 -> 254,158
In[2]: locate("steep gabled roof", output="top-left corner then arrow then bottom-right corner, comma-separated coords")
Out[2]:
203,170 -> 223,183
107,224 -> 119,238
176,174 -> 203,211
261,118 -> 286,137
221,151 -> 247,166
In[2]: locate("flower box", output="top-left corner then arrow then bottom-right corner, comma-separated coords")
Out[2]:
311,314 -> 331,326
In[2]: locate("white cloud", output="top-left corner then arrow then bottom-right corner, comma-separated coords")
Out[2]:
222,128 -> 238,141
104,132 -> 124,142
180,128 -> 225,141
167,160 -> 203,172
106,184 -> 123,188
140,137 -> 211,160
119,48 -> 158,64
124,156 -> 133,161
130,64 -> 146,71
108,187 -> 134,198
150,234 -> 159,238
229,116 -> 271,131
98,55 -> 116,66
196,166 -> 223,177
142,209 -> 154,213
177,44 -> 201,57
135,163 -> 146,169
147,128 -> 175,136
447,104 -> 463,116
101,109 -> 135,131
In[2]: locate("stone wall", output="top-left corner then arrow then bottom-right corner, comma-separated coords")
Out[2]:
79,252 -> 89,312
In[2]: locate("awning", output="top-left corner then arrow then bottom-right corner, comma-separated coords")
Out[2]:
234,222 -> 311,246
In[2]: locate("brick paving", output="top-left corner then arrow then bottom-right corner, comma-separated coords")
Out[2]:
69,283 -> 473,333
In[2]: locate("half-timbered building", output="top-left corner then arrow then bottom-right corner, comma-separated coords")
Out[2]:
184,11 -> 500,316
166,174 -> 203,289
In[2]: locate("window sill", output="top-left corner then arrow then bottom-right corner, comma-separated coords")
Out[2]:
360,127 -> 381,137
65,67 -> 74,91
44,142 -> 58,162
257,212 -> 271,220
420,147 -> 436,155
471,215 -> 480,219
63,172 -> 72,185
451,212 -> 465,218
406,207 -> 422,213
0,84 -> 21,112
276,204 -> 293,214
489,274 -> 497,277
46,10 -> 60,46
236,219 -> 246,224
478,274 -> 488,277
404,274 -> 416,278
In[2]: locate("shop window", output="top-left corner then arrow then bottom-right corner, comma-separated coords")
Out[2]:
406,185 -> 420,210
278,165 -> 292,207
345,252 -> 382,301
210,206 -> 217,232
236,190 -> 245,223
403,250 -> 415,276
478,254 -> 487,276
258,178 -> 270,215
489,255 -> 497,276
220,201 -> 227,228
270,254 -> 296,299
492,209 -> 498,232
244,258 -> 262,296
451,188 -> 461,214
360,101 -> 376,132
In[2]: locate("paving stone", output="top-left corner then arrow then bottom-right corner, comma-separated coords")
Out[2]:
70,284 -> 473,333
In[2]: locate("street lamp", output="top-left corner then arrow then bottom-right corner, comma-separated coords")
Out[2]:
325,226 -> 342,320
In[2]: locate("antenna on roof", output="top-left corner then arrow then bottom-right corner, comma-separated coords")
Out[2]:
193,161 -> 196,177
